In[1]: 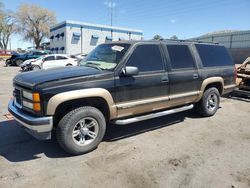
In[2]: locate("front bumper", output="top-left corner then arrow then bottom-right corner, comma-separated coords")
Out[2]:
8,99 -> 53,140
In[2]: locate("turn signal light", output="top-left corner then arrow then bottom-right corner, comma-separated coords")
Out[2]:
33,93 -> 40,102
33,103 -> 41,111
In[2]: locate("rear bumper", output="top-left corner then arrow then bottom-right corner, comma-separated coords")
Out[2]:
8,99 -> 53,140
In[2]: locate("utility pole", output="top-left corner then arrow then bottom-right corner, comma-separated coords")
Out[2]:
110,0 -> 113,26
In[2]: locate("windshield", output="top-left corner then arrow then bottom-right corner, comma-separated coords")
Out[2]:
80,43 -> 130,70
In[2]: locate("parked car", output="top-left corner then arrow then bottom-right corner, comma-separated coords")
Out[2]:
5,50 -> 51,66
20,54 -> 78,71
8,40 -> 236,155
72,53 -> 88,63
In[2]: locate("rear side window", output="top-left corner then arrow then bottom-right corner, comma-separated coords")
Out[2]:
195,44 -> 233,67
56,56 -> 68,60
126,44 -> 164,72
167,45 -> 195,69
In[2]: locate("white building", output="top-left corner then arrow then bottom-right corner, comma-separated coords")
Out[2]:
50,20 -> 143,55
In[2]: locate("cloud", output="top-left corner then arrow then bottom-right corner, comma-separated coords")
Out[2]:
170,19 -> 176,23
104,1 -> 116,8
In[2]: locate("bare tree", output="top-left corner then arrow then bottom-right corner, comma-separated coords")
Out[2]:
0,1 -> 5,49
0,1 -> 16,50
0,13 -> 16,49
16,4 -> 56,49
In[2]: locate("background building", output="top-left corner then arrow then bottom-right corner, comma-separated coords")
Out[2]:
50,20 -> 143,55
191,30 -> 250,64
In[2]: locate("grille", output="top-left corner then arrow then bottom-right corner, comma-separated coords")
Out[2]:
13,88 -> 22,106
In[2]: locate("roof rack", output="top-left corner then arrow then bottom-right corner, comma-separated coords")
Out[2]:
159,38 -> 219,44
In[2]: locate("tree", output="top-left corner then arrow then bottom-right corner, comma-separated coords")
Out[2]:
153,34 -> 163,40
0,2 -> 16,49
0,13 -> 16,49
170,35 -> 178,40
16,4 -> 56,49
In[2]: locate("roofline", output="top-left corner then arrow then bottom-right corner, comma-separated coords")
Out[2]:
191,30 -> 250,39
50,20 -> 143,35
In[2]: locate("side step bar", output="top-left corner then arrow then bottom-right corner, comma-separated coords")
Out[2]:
113,104 -> 194,125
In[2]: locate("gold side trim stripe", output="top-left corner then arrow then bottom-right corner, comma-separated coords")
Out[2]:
224,84 -> 236,90
116,91 -> 199,109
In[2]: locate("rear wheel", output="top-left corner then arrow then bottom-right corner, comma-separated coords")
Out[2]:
195,87 -> 220,117
56,106 -> 106,155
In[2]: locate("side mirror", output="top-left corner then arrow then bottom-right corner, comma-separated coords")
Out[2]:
121,66 -> 139,77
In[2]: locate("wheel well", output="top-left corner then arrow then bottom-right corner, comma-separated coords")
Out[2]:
53,97 -> 110,127
66,64 -> 72,66
204,82 -> 223,95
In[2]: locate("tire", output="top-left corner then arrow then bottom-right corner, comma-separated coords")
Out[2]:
32,65 -> 41,71
66,64 -> 72,66
5,59 -> 10,67
56,106 -> 106,155
195,87 -> 220,117
15,59 -> 23,66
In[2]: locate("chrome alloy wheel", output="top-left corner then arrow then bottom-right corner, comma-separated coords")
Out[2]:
206,93 -> 218,111
72,117 -> 99,146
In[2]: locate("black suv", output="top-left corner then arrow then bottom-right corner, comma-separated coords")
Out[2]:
8,40 -> 236,155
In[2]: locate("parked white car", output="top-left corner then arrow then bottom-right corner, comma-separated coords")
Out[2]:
21,54 -> 77,71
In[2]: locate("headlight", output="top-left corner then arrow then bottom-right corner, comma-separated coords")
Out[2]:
22,91 -> 40,102
23,100 -> 33,109
22,91 -> 41,111
23,90 -> 33,100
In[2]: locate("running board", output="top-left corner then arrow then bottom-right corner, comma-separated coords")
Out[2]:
113,104 -> 194,125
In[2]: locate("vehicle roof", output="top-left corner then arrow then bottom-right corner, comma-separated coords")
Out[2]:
107,39 -> 220,46
44,54 -> 69,57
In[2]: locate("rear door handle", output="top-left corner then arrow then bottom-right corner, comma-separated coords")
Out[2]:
193,73 -> 199,79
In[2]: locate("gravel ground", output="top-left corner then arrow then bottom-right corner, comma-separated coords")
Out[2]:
0,61 -> 250,188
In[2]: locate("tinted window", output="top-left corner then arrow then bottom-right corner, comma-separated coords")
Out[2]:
56,56 -> 68,60
167,45 -> 195,69
33,52 -> 45,55
196,44 -> 233,67
126,44 -> 164,72
44,56 -> 55,61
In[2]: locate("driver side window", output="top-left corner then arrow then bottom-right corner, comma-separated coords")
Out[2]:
126,44 -> 164,72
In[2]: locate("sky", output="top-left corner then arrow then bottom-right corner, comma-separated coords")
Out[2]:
2,0 -> 250,50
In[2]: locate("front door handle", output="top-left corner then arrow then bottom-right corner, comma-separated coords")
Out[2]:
161,75 -> 169,83
193,73 -> 199,79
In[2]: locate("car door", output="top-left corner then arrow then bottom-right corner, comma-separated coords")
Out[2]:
164,44 -> 201,106
42,55 -> 56,69
115,43 -> 170,118
55,55 -> 69,67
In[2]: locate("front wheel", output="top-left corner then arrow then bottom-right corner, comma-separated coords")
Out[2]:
15,59 -> 23,66
56,106 -> 106,155
195,87 -> 220,117
32,65 -> 41,71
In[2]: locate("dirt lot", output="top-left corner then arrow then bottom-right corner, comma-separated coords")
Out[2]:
0,61 -> 250,188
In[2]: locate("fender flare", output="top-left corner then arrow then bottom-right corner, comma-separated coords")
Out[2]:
196,77 -> 224,102
46,88 -> 117,119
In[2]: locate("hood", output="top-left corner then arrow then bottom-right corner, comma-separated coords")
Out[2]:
14,66 -> 102,88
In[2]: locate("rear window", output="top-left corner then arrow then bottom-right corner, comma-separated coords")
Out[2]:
196,44 -> 233,67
